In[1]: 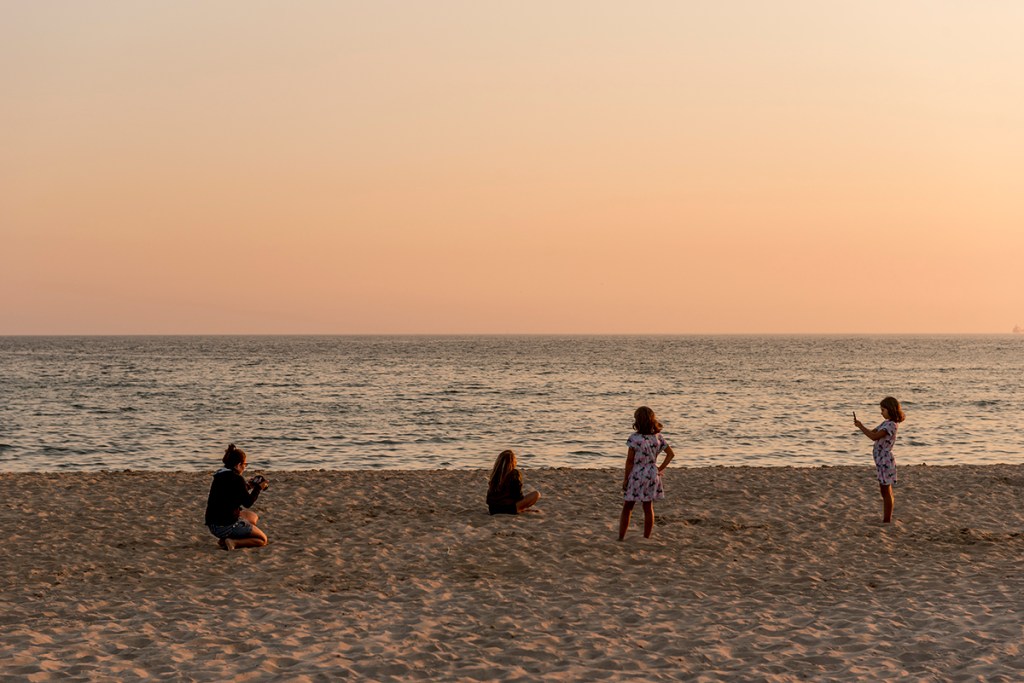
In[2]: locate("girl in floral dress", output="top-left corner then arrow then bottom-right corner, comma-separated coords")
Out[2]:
854,396 -> 905,523
618,406 -> 676,540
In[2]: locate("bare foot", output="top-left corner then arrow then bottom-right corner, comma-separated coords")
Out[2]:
224,538 -> 237,551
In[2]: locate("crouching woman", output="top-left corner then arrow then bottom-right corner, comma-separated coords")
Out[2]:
205,443 -> 269,550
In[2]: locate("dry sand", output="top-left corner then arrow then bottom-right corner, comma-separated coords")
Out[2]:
3,465 -> 1024,681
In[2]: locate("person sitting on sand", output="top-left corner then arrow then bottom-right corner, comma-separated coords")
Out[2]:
204,443 -> 270,550
487,450 -> 540,515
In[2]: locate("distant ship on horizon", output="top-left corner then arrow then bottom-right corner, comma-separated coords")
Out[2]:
1015,325 -> 1023,334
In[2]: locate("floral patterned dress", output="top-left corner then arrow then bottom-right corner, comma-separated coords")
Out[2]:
872,420 -> 898,486
623,432 -> 669,502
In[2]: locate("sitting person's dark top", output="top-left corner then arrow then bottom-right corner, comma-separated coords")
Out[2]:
205,468 -> 261,526
487,469 -> 524,515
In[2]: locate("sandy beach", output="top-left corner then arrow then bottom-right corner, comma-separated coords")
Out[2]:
3,465 -> 1024,681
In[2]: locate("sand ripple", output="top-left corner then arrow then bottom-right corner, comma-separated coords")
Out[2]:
3,465 -> 1024,680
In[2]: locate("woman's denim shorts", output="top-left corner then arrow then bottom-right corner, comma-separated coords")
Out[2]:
208,520 -> 253,539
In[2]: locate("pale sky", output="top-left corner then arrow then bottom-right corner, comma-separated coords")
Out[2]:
2,1 -> 1022,334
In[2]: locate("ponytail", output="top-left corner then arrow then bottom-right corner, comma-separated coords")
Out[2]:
223,443 -> 246,468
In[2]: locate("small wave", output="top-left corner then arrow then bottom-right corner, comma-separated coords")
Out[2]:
413,436 -> 458,444
42,445 -> 92,455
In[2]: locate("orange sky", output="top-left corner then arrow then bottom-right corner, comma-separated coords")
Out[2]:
2,2 -> 1022,334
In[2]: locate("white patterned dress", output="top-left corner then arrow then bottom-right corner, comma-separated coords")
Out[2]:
872,420 -> 898,486
624,432 -> 669,502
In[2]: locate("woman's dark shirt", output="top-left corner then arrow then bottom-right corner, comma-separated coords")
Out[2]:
487,469 -> 524,515
205,469 -> 261,526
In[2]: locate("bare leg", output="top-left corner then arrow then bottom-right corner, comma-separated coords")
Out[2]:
880,484 -> 894,523
642,501 -> 655,538
224,526 -> 268,550
517,490 -> 541,513
618,501 -> 635,541
239,509 -> 259,525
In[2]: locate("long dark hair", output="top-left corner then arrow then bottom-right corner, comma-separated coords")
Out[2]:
633,406 -> 662,435
488,450 -> 517,495
223,443 -> 246,468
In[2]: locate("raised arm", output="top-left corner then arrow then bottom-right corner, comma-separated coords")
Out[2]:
854,417 -> 888,441
237,476 -> 261,508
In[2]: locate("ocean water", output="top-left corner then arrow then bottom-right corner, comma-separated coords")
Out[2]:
0,336 -> 1021,472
